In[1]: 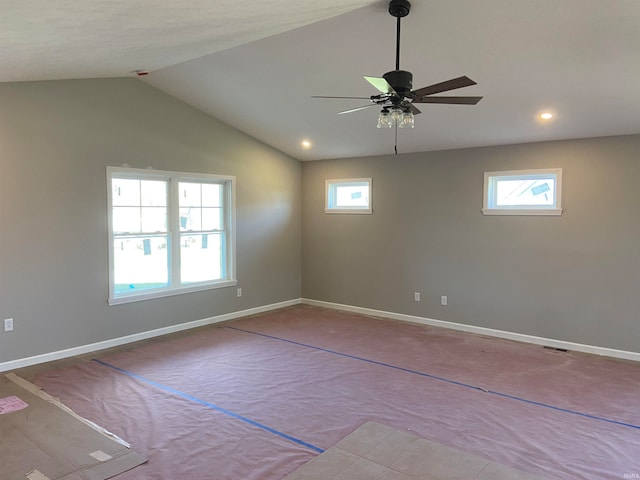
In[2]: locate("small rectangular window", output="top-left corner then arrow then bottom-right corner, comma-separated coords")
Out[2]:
325,178 -> 372,214
483,168 -> 562,216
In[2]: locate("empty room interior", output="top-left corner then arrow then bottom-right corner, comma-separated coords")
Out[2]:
1,1 -> 640,479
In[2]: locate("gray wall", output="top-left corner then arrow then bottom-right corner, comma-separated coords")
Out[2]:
0,78 -> 301,363
1,77 -> 637,363
302,135 -> 640,353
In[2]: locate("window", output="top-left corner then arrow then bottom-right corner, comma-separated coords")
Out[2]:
325,178 -> 372,214
483,168 -> 562,216
107,167 -> 235,305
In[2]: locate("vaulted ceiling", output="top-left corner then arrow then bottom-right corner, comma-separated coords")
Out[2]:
3,0 -> 640,160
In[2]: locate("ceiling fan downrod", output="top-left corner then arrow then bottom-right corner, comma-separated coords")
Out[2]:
383,0 -> 413,97
389,0 -> 411,71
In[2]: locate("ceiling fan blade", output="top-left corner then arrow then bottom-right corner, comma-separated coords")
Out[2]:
312,95 -> 372,100
411,76 -> 477,98
337,104 -> 378,115
408,103 -> 422,115
364,76 -> 397,95
414,96 -> 483,105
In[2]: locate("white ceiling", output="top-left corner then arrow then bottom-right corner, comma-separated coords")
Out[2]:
3,0 -> 640,160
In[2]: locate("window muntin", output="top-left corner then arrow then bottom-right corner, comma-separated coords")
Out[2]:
107,167 -> 235,305
111,178 -> 167,233
325,178 -> 372,214
483,169 -> 562,216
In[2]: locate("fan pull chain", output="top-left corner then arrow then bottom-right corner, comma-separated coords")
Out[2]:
395,124 -> 398,155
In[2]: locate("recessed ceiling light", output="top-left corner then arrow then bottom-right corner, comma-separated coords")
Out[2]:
540,112 -> 553,120
301,140 -> 312,149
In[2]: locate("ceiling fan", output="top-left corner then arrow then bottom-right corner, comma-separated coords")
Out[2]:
313,0 -> 482,150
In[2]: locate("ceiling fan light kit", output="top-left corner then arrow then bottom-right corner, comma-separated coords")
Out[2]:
313,0 -> 482,150
377,106 -> 414,129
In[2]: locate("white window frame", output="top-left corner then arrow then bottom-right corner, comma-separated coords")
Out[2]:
482,168 -> 563,216
325,178 -> 372,214
107,166 -> 236,305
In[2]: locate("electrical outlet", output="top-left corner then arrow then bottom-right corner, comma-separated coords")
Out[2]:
414,292 -> 421,302
441,296 -> 448,306
236,288 -> 242,298
4,318 -> 14,332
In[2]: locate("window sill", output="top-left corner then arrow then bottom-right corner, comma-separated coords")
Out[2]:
324,208 -> 372,214
108,279 -> 237,306
482,208 -> 563,216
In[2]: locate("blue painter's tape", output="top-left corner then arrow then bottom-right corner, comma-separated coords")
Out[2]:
225,326 -> 640,431
91,358 -> 324,453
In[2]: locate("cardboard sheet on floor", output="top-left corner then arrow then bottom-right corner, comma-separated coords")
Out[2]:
0,374 -> 146,480
284,421 -> 546,480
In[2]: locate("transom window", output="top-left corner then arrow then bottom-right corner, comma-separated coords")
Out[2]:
107,167 -> 236,305
483,168 -> 562,216
325,178 -> 372,214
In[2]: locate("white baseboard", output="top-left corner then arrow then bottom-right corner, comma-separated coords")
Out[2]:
0,298 -> 302,373
302,298 -> 640,363
5,297 -> 637,372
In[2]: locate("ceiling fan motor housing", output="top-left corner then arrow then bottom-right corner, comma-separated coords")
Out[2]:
383,70 -> 413,96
